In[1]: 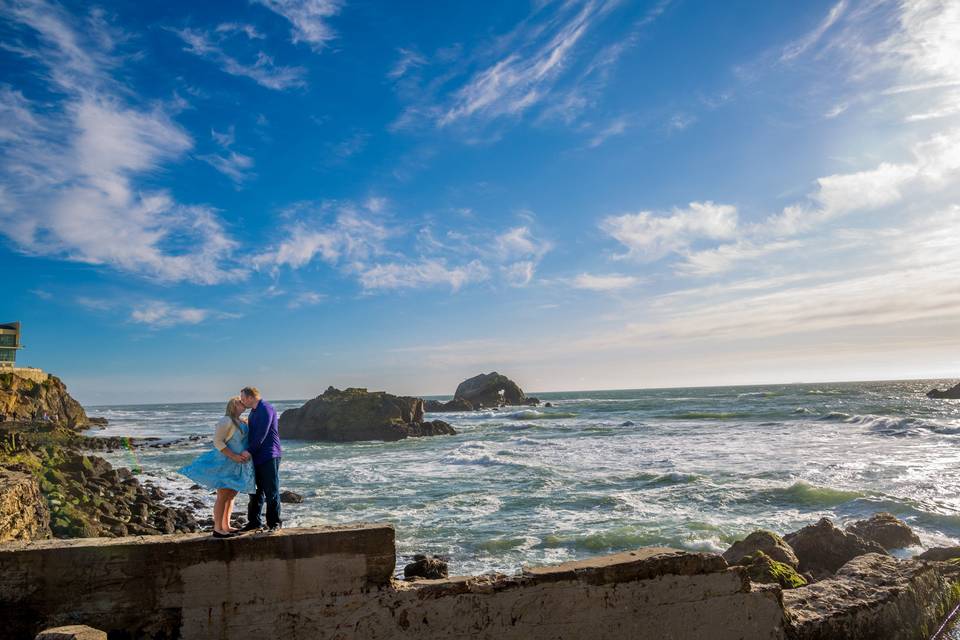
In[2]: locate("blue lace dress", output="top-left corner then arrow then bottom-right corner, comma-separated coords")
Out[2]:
178,418 -> 256,493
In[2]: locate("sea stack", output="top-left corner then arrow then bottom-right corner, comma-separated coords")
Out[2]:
279,386 -> 456,442
927,381 -> 960,399
425,372 -> 540,411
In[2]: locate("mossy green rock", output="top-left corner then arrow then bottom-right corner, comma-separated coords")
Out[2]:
743,551 -> 807,589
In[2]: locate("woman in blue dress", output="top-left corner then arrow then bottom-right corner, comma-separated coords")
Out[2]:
178,396 -> 256,538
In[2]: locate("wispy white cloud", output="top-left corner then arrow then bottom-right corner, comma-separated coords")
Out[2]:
253,201 -> 391,272
780,0 -> 847,62
0,0 -> 243,285
440,2 -> 600,126
359,259 -> 489,292
588,116 -> 628,147
171,27 -> 306,90
199,150 -> 255,183
287,291 -> 326,309
200,126 -> 255,183
602,201 -> 739,262
130,302 -> 211,328
571,273 -> 640,291
494,225 -> 551,286
215,23 -> 265,40
389,47 -> 427,80
254,0 -> 341,51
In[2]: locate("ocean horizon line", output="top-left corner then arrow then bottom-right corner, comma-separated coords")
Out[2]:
84,375 -> 956,410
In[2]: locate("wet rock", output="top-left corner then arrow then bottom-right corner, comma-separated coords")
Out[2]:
916,546 -> 960,561
280,490 -> 304,504
741,551 -> 806,589
404,554 -> 449,580
723,530 -> 799,569
927,382 -> 960,399
424,398 -> 475,412
544,402 -> 553,407
280,387 -> 456,442
87,417 -> 109,427
845,512 -> 921,551
620,420 -> 636,427
454,372 -> 533,408
783,553 -> 958,640
784,517 -> 888,579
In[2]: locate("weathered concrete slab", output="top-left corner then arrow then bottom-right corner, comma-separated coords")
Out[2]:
0,526 -> 789,639
0,524 -> 396,639
34,626 -> 107,640
783,553 -> 958,640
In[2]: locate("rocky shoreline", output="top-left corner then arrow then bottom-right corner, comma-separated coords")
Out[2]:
0,422 -> 202,540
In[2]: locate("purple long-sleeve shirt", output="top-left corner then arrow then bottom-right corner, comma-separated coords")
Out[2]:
247,399 -> 282,465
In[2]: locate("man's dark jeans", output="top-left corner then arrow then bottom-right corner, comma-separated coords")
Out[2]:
248,457 -> 281,528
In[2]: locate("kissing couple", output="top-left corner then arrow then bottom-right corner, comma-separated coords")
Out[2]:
179,386 -> 283,537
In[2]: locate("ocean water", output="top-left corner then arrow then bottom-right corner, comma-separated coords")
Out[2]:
87,379 -> 960,576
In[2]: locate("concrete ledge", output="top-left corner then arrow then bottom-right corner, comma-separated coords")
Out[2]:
0,524 -> 395,639
1,525 -> 789,639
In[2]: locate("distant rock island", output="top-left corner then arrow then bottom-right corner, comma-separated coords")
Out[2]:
279,386 -> 456,442
927,381 -> 960,399
425,372 -> 540,412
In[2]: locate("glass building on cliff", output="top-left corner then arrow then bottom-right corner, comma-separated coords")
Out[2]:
0,322 -> 22,368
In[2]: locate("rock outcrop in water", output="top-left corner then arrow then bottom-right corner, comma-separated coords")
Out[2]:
784,517 -> 888,580
280,387 -> 456,442
0,371 -> 88,428
927,381 -> 960,399
425,372 -> 539,412
845,512 -> 921,551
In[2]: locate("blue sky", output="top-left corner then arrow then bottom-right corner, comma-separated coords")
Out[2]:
2,0 -> 959,404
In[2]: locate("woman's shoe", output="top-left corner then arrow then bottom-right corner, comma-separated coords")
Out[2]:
212,530 -> 236,539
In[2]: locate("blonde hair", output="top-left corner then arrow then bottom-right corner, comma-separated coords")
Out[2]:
225,396 -> 244,426
240,386 -> 260,400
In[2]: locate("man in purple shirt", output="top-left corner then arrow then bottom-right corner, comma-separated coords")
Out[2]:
239,386 -> 283,531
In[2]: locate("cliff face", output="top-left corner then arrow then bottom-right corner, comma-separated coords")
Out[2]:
0,371 -> 88,428
0,467 -> 50,542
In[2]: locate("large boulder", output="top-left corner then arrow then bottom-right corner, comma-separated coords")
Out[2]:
784,517 -> 888,579
927,382 -> 960,399
280,387 -> 457,442
0,371 -> 88,428
741,551 -> 807,589
453,372 -> 536,408
404,553 -> 449,580
916,546 -> 960,562
845,513 -> 921,551
783,554 -> 958,640
723,530 -> 799,569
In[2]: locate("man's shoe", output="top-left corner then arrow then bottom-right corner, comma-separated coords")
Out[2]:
267,523 -> 283,532
239,523 -> 262,532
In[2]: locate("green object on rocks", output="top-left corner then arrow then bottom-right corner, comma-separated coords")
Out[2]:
742,551 -> 807,589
